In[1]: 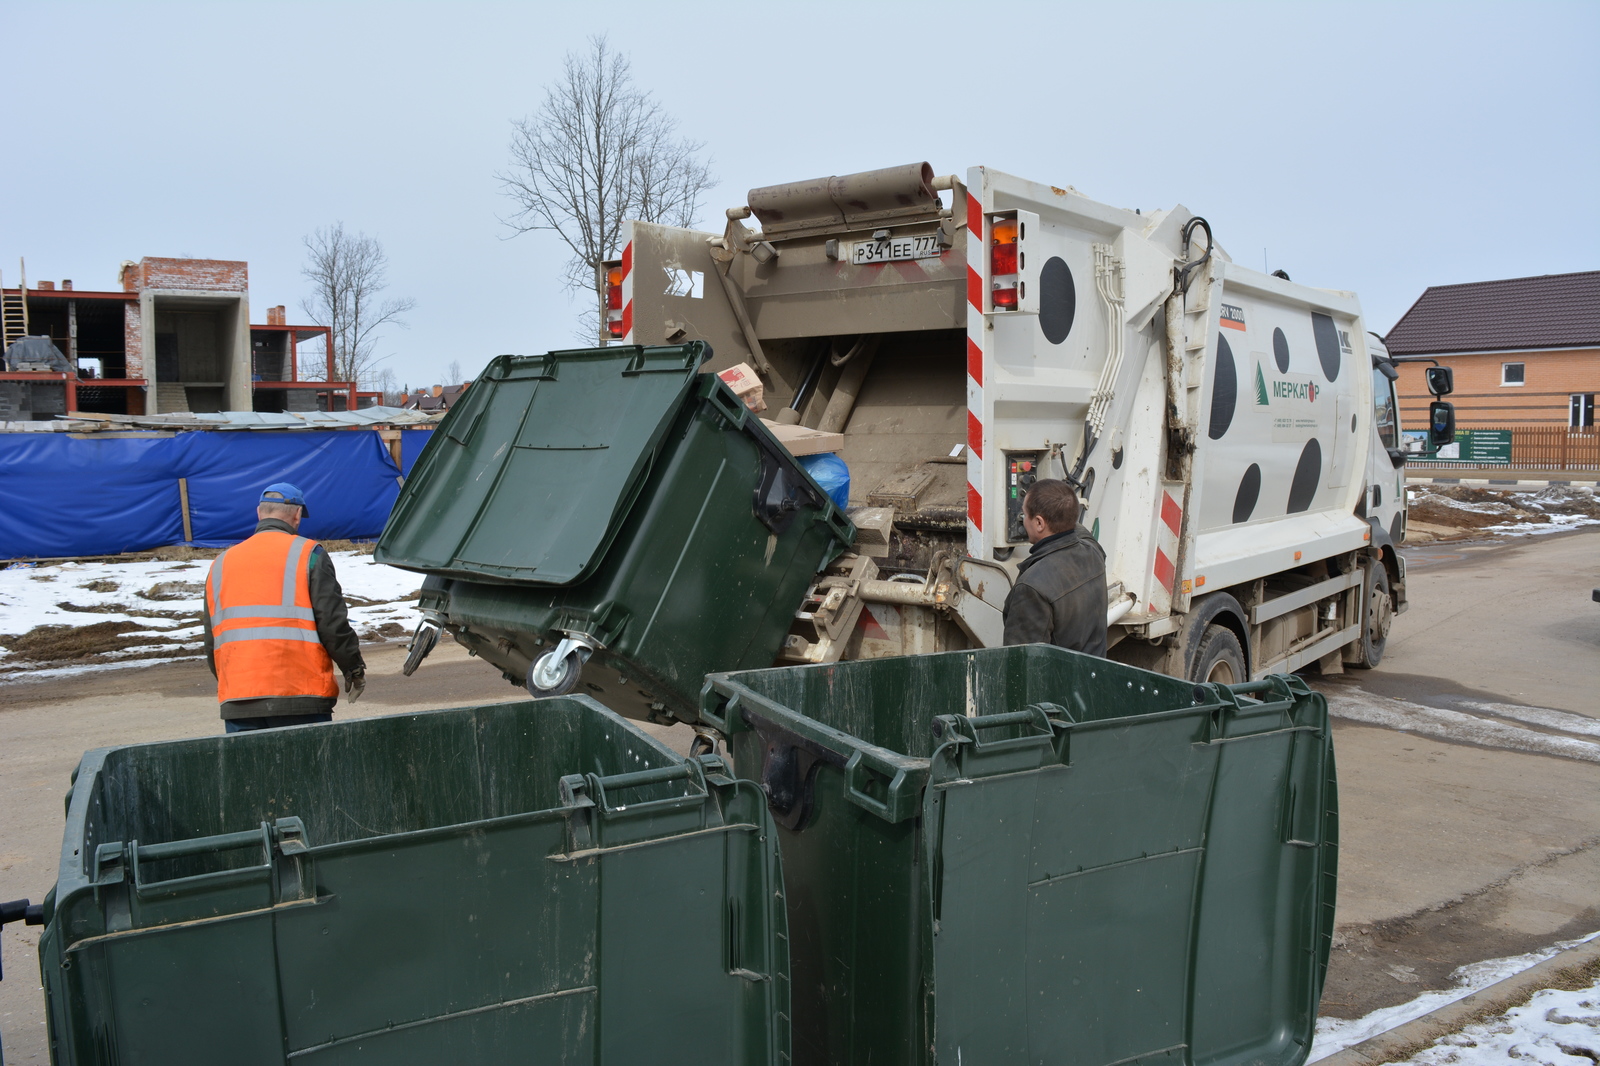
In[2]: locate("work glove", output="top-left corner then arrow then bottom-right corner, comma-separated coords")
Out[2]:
344,668 -> 366,703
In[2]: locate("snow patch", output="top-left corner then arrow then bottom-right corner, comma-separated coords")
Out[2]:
1309,933 -> 1600,1061
0,550 -> 423,677
1399,979 -> 1600,1065
1326,691 -> 1600,764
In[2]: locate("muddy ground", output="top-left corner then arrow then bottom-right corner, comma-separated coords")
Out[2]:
1403,483 -> 1600,543
0,541 -> 413,676
1313,525 -> 1600,1021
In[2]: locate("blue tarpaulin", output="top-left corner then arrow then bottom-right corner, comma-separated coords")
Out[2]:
398,427 -> 435,476
0,431 -> 403,559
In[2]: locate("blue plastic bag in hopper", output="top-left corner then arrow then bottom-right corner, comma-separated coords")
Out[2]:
799,452 -> 851,509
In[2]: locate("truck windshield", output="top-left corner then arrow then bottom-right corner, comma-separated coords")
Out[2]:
1373,367 -> 1399,449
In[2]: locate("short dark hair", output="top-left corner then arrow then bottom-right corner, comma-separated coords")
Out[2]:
1023,479 -> 1079,533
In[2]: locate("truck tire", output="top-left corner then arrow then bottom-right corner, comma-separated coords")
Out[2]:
1352,561 -> 1392,669
1191,625 -> 1246,686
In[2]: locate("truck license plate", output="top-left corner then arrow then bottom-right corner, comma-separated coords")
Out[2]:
852,234 -> 943,264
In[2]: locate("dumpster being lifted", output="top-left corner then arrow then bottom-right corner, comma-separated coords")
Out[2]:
38,699 -> 789,1065
377,341 -> 854,724
703,645 -> 1339,1066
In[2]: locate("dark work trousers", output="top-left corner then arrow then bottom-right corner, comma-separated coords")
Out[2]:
225,713 -> 333,733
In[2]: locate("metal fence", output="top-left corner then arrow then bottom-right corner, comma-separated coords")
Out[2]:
1412,426 -> 1600,472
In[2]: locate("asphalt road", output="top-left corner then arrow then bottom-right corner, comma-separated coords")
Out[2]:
1,527 -> 1595,1058
1311,526 -> 1600,1018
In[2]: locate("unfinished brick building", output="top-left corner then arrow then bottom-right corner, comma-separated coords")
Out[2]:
1,257 -> 352,419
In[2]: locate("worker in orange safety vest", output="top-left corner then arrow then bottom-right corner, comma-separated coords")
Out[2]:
201,482 -> 367,732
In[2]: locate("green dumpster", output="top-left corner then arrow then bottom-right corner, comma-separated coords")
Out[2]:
702,646 -> 1338,1066
376,342 -> 853,724
38,698 -> 789,1065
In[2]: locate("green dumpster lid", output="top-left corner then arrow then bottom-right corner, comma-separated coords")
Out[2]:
377,343 -> 711,586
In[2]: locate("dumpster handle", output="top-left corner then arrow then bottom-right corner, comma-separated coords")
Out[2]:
1215,674 -> 1310,702
623,343 -> 709,376
566,760 -> 710,816
126,818 -> 308,900
843,748 -> 916,823
942,704 -> 1068,735
705,377 -> 751,427
933,704 -> 1069,772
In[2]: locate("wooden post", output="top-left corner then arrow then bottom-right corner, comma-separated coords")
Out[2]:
178,477 -> 194,543
379,429 -> 402,470
1559,427 -> 1568,472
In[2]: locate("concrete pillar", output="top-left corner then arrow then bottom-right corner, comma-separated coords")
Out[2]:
226,294 -> 251,411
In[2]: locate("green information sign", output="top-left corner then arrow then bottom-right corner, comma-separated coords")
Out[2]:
1457,429 -> 1512,464
1409,428 -> 1512,465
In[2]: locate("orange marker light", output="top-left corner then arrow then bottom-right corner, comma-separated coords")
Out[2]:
990,217 -> 1020,309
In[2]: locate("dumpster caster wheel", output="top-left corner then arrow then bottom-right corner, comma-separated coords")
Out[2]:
527,640 -> 590,697
689,729 -> 723,758
401,618 -> 441,677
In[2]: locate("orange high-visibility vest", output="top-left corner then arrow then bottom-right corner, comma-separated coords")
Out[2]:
206,530 -> 338,703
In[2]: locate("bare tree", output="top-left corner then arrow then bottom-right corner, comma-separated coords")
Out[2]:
370,367 -> 406,407
445,359 -> 463,386
300,223 -> 417,383
499,35 -> 716,341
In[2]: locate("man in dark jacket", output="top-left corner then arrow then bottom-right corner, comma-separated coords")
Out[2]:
1001,478 -> 1108,656
201,483 -> 366,732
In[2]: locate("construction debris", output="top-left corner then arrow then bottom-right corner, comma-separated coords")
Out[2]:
0,406 -> 439,434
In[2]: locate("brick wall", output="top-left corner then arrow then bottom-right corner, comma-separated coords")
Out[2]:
122,302 -> 143,379
1397,347 -> 1600,426
129,257 -> 249,293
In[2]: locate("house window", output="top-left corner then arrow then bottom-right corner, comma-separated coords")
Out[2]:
1501,362 -> 1525,386
1573,394 -> 1596,429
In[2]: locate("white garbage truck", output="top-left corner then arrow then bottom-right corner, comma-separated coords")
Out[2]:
598,161 -> 1447,686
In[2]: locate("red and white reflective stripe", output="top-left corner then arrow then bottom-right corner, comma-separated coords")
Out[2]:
965,189 -> 985,550
1153,490 -> 1182,594
619,241 -> 634,343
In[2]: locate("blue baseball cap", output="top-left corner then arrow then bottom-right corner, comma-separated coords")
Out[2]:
259,482 -> 309,516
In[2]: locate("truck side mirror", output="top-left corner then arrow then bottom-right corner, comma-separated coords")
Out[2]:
1429,401 -> 1456,448
1425,366 -> 1454,396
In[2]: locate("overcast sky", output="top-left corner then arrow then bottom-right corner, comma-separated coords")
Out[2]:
4,0 -> 1596,390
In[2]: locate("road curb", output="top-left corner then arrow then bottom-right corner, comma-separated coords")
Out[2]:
1406,477 -> 1597,490
1315,935 -> 1600,1066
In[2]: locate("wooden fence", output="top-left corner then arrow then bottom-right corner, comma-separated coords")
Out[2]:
1417,426 -> 1599,471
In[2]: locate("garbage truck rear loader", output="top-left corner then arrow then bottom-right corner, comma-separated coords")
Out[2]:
387,162 -> 1437,721
609,162 -> 1422,692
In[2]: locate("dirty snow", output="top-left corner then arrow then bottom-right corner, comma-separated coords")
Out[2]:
1310,933 -> 1600,1061
0,551 -> 422,679
1324,689 -> 1600,764
1453,700 -> 1600,739
1395,980 -> 1600,1065
1404,485 -> 1600,543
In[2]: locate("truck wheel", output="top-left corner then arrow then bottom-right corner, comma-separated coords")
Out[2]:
526,648 -> 583,697
1353,561 -> 1392,669
1191,625 -> 1246,686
